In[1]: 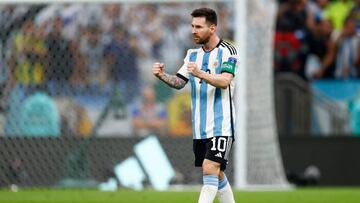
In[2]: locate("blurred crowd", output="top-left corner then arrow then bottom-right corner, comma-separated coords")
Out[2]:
2,0 -> 358,137
0,2 -> 234,137
275,0 -> 360,80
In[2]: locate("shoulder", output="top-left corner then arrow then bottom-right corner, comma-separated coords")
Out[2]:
219,40 -> 238,55
184,48 -> 202,60
186,48 -> 202,55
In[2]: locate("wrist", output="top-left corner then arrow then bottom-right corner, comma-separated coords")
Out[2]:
199,71 -> 207,80
157,72 -> 165,79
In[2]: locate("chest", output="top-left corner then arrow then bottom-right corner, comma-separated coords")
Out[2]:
192,50 -> 224,75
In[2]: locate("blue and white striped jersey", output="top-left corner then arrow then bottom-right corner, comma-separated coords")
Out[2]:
176,40 -> 238,140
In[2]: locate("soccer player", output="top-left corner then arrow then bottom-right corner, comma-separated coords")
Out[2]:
152,7 -> 237,203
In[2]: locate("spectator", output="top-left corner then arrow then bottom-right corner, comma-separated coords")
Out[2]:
323,0 -> 353,31
126,4 -> 162,84
167,92 -> 192,137
45,16 -> 78,95
58,4 -> 84,41
8,19 -> 47,86
274,0 -> 310,79
349,0 -> 360,34
140,5 -> 162,60
217,3 -> 234,40
334,15 -> 360,79
0,5 -> 29,43
0,44 -> 10,111
307,0 -> 329,17
54,97 -> 93,137
131,85 -> 167,137
159,14 -> 189,74
77,24 -> 107,87
306,0 -> 329,33
100,4 -> 124,36
4,19 -> 48,135
104,24 -> 140,103
35,3 -> 84,41
306,18 -> 336,79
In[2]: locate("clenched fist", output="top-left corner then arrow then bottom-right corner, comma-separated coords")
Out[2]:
152,62 -> 165,78
187,62 -> 202,78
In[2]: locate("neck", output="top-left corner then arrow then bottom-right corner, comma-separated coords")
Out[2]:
203,35 -> 220,52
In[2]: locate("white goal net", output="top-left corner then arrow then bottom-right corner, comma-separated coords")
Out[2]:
234,0 -> 289,189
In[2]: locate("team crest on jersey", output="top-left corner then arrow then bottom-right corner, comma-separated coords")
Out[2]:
212,60 -> 218,68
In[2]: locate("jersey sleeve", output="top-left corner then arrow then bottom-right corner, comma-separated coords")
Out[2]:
221,51 -> 239,77
176,50 -> 191,82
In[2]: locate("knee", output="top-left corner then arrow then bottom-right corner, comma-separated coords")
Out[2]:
219,171 -> 225,180
202,161 -> 220,175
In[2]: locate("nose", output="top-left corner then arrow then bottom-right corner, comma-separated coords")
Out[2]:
192,27 -> 196,35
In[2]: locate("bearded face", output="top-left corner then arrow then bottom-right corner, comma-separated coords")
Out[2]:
191,17 -> 215,45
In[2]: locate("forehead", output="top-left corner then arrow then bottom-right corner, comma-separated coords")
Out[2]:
191,17 -> 207,26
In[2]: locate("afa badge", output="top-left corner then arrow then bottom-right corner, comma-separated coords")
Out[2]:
212,60 -> 218,69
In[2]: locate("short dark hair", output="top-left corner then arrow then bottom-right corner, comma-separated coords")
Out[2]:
191,7 -> 217,26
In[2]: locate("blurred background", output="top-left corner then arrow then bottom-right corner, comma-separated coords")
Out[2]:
0,0 -> 360,191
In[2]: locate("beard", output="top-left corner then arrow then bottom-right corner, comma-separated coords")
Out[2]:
193,34 -> 211,45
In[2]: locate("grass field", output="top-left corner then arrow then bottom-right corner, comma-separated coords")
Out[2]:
1,188 -> 360,203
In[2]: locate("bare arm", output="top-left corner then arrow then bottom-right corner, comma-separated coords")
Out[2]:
152,62 -> 187,90
158,73 -> 187,90
133,117 -> 166,129
321,39 -> 337,70
198,71 -> 233,89
313,34 -> 338,78
187,62 -> 233,89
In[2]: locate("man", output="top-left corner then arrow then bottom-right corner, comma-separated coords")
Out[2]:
132,85 -> 167,137
152,7 -> 237,203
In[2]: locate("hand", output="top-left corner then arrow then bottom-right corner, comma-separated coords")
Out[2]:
342,66 -> 350,76
152,62 -> 165,78
313,68 -> 324,79
187,62 -> 203,78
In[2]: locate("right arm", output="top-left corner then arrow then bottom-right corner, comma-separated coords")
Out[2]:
313,37 -> 337,79
152,62 -> 187,90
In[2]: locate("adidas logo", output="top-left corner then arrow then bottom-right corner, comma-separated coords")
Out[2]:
215,152 -> 222,158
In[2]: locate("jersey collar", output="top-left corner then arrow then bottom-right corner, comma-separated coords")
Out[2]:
202,39 -> 222,53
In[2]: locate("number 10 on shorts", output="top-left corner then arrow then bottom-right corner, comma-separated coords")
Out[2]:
210,137 -> 227,152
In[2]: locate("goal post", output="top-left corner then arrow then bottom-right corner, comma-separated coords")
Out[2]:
234,0 -> 290,189
233,0 -> 247,189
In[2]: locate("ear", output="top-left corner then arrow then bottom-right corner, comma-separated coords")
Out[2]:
210,24 -> 216,33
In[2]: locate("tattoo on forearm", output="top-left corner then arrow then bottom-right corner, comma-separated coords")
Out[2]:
159,73 -> 186,89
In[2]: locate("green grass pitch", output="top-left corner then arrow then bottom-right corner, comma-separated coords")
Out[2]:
0,188 -> 360,203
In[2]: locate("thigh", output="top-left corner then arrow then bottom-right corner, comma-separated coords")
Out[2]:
193,139 -> 207,167
205,136 -> 234,171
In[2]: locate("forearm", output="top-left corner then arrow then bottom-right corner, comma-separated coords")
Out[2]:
133,118 -> 147,129
158,73 -> 186,90
321,41 -> 336,70
198,71 -> 233,89
147,119 -> 167,129
134,118 -> 165,129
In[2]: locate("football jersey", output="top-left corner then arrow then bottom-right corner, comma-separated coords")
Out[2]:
176,40 -> 238,140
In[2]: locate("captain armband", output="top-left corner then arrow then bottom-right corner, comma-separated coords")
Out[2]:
221,57 -> 237,76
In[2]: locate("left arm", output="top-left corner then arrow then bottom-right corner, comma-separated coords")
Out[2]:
187,62 -> 233,89
133,117 -> 166,129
